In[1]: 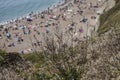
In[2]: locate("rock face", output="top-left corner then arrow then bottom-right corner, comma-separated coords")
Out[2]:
104,0 -> 115,12
95,0 -> 115,32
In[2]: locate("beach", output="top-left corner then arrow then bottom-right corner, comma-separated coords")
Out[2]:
0,0 -> 115,53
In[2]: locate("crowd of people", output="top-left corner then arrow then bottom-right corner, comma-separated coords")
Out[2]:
0,0 -> 109,53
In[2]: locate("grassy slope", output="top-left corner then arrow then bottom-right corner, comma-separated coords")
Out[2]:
98,0 -> 120,35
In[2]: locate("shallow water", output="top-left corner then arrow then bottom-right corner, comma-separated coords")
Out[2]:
0,0 -> 62,23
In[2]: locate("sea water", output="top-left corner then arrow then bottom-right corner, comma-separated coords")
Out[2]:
0,0 -> 62,23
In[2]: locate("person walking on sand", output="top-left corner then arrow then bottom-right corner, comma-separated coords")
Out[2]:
3,43 -> 6,49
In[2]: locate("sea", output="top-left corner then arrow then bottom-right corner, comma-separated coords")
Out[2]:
0,0 -> 62,24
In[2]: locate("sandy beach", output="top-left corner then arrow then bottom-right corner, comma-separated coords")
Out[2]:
0,0 -> 115,53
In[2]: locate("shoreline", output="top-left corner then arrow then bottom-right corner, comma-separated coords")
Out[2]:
0,0 -> 64,26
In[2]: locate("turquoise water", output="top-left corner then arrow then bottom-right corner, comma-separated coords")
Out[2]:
0,0 -> 62,23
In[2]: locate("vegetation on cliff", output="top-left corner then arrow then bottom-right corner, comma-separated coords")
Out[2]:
0,27 -> 120,80
98,0 -> 120,35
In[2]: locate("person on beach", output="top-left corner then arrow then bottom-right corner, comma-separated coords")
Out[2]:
6,32 -> 11,40
0,34 -> 2,39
